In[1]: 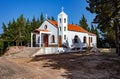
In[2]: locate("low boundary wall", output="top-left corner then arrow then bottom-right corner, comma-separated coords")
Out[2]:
98,48 -> 116,53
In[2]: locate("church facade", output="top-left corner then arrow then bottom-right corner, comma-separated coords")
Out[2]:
31,9 -> 97,49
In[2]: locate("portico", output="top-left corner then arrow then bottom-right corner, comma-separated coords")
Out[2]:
31,29 -> 51,48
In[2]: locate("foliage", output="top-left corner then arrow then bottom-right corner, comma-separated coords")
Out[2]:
90,24 -> 103,47
1,13 -> 47,46
79,14 -> 102,47
0,13 -> 56,55
47,16 -> 56,21
0,40 -> 8,56
79,15 -> 90,31
86,0 -> 120,54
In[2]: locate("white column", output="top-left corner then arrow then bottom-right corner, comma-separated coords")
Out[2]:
31,33 -> 33,47
39,32 -> 41,48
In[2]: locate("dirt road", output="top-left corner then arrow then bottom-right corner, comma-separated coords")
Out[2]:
0,52 -> 120,79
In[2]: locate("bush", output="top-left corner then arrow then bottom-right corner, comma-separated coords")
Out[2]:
0,41 -> 8,56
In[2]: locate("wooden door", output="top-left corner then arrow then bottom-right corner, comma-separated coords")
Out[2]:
44,34 -> 48,47
58,35 -> 62,47
88,37 -> 90,47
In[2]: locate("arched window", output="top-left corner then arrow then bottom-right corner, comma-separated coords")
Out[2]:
51,35 -> 55,43
59,18 -> 61,23
44,25 -> 47,29
64,26 -> 66,31
59,27 -> 61,31
83,36 -> 87,43
64,35 -> 66,40
64,18 -> 66,23
74,35 -> 78,43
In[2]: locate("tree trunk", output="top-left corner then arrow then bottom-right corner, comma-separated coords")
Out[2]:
114,19 -> 120,56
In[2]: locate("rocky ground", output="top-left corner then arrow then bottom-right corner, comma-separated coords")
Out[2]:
0,47 -> 120,79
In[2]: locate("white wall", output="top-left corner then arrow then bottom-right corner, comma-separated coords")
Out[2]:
67,31 -> 89,48
67,31 -> 97,48
36,20 -> 58,45
88,35 -> 97,47
36,20 -> 97,48
58,11 -> 68,43
92,35 -> 97,47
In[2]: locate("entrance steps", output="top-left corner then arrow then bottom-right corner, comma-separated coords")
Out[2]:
32,47 -> 64,57
32,47 -> 86,57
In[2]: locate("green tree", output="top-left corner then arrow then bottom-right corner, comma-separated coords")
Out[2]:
39,13 -> 44,25
47,16 -> 51,20
79,15 -> 90,31
24,18 -> 31,46
4,21 -> 16,46
86,0 -> 120,55
31,16 -> 37,30
2,23 -> 7,32
16,14 -> 27,46
51,16 -> 55,21
90,24 -> 103,47
1,13 -> 45,47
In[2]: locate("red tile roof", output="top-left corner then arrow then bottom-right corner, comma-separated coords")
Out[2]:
47,20 -> 96,36
68,24 -> 88,33
48,20 -> 58,27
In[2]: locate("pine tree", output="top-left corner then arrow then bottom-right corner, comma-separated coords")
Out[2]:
39,13 -> 44,25
79,15 -> 90,31
90,24 -> 102,47
16,14 -> 27,46
31,16 -> 37,31
1,13 -> 45,47
51,16 -> 55,21
86,0 -> 120,55
2,23 -> 7,32
47,16 -> 51,20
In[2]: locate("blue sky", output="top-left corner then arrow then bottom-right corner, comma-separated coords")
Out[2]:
0,0 -> 95,34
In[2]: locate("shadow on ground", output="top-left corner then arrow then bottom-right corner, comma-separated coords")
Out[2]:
32,52 -> 120,79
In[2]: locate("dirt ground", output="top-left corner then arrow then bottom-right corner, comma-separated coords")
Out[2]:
0,52 -> 120,79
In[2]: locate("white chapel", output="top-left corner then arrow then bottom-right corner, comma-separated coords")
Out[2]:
31,8 -> 97,51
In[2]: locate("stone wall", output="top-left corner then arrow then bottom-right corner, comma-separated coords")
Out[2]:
98,48 -> 116,53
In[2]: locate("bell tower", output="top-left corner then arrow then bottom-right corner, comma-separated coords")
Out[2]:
58,7 -> 68,44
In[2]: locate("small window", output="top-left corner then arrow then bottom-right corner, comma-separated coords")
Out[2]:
91,37 -> 92,43
51,35 -> 55,43
83,36 -> 86,43
59,18 -> 61,23
74,35 -> 78,43
59,27 -> 61,31
64,35 -> 66,40
44,25 -> 47,29
64,18 -> 66,23
64,27 -> 66,31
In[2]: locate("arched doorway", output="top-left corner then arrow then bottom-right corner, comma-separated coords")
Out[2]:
89,37 -> 90,47
74,35 -> 78,43
43,34 -> 48,47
